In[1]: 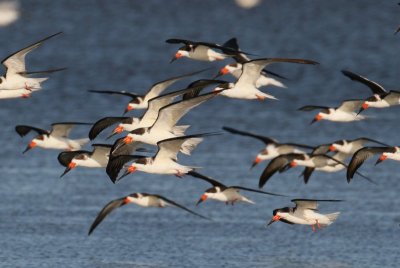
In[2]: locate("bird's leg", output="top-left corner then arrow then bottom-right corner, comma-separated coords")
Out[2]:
21,93 -> 31,98
316,220 -> 321,229
225,202 -> 229,205
311,224 -> 316,232
255,94 -> 266,101
175,170 -> 185,178
24,82 -> 33,91
231,198 -> 239,205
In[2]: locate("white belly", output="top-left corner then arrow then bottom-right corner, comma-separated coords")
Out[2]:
325,111 -> 364,122
0,88 -> 32,99
0,76 -> 45,90
139,131 -> 175,145
368,100 -> 390,108
139,161 -> 190,175
74,158 -> 107,168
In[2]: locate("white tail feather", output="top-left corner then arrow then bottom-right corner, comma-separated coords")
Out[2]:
257,91 -> 278,100
241,196 -> 255,204
73,138 -> 90,149
256,77 -> 286,88
180,138 -> 203,155
172,125 -> 190,136
326,212 -> 340,225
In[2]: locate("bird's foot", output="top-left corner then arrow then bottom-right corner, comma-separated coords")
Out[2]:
256,94 -> 266,101
25,83 -> 33,91
21,93 -> 30,98
311,224 -> 316,232
175,170 -> 185,178
316,220 -> 321,229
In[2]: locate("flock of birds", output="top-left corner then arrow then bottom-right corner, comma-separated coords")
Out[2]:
2,29 -> 399,236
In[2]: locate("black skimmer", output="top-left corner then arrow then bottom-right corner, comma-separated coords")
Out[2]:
15,122 -> 91,153
188,171 -> 285,205
166,38 -> 251,63
267,199 -> 341,232
258,152 -> 372,187
88,68 -> 207,113
213,58 -> 318,100
328,137 -> 388,154
111,91 -> 219,156
88,80 -> 223,141
299,99 -> 366,123
222,126 -> 313,168
346,146 -> 400,181
0,32 -> 64,97
216,38 -> 287,88
57,144 -> 112,177
341,70 -> 400,115
88,192 -> 209,235
107,134 -> 216,183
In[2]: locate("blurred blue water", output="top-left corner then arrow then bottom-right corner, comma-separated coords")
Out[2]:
0,0 -> 399,267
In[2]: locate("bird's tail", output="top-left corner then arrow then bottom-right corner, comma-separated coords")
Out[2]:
258,77 -> 286,88
326,212 -> 340,225
172,125 -> 190,136
241,196 -> 255,204
180,138 -> 203,155
257,91 -> 278,100
74,138 -> 90,148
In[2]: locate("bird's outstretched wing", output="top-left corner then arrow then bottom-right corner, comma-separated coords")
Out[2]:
2,32 -> 62,76
88,197 -> 127,235
341,70 -> 386,95
15,125 -> 49,137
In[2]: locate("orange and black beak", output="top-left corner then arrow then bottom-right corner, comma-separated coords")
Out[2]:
107,126 -> 124,140
123,136 -> 133,144
196,194 -> 207,206
23,141 -> 36,154
267,215 -> 281,226
60,162 -> 76,177
124,105 -> 133,114
357,103 -> 368,116
214,67 -> 230,78
310,114 -> 322,125
117,166 -> 137,182
123,197 -> 132,204
170,52 -> 182,63
375,154 -> 387,165
251,157 -> 262,169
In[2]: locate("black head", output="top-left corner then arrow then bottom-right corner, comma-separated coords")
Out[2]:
130,128 -> 146,135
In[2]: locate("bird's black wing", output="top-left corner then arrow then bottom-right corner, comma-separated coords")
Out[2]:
346,147 -> 393,181
153,194 -> 211,220
15,125 -> 49,137
187,171 -> 226,188
298,105 -> 330,111
106,154 -> 144,183
88,90 -> 139,98
57,150 -> 88,167
222,126 -> 277,145
230,186 -> 287,197
89,117 -> 131,140
88,197 -> 127,235
341,70 -> 386,95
